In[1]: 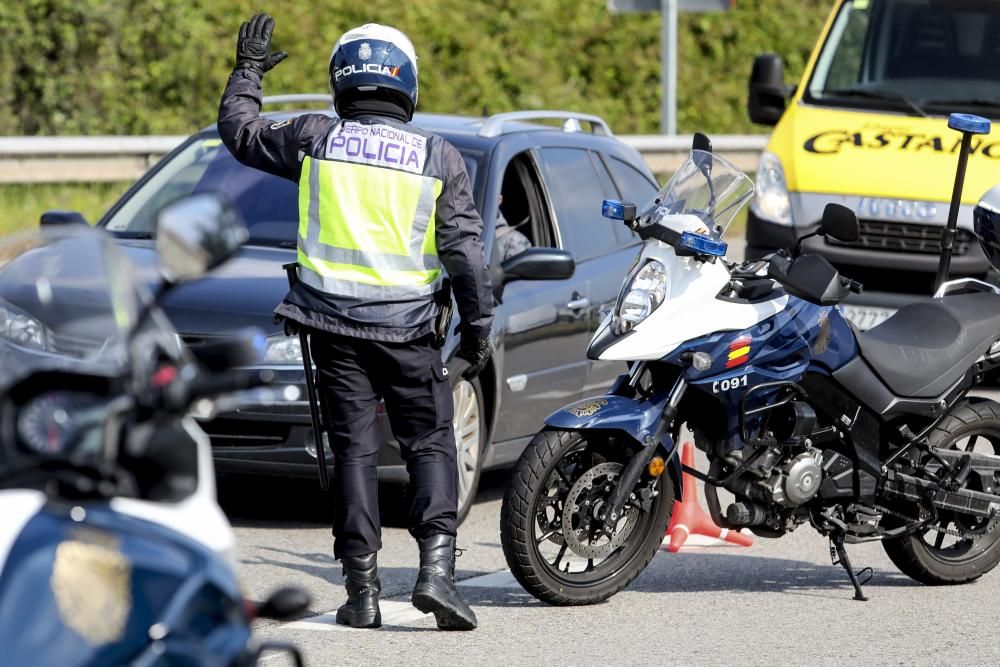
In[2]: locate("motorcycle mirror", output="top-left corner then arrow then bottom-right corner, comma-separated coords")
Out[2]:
155,193 -> 248,285
692,132 -> 713,154
820,203 -> 860,243
256,586 -> 311,620
602,199 -> 637,223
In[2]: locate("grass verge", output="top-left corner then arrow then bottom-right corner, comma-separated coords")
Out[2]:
0,183 -> 130,234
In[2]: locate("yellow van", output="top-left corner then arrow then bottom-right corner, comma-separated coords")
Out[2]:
746,0 -> 1000,330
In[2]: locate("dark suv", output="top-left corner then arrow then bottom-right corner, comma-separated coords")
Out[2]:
96,96 -> 660,520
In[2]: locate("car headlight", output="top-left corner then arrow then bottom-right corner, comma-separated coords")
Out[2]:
0,301 -> 46,350
751,151 -> 793,226
263,335 -> 303,364
617,260 -> 667,333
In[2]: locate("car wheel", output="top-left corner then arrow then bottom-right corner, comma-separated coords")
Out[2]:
452,375 -> 484,525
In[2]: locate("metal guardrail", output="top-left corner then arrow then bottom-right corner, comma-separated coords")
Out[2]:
0,133 -> 767,184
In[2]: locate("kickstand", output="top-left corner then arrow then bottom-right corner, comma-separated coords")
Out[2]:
829,534 -> 872,602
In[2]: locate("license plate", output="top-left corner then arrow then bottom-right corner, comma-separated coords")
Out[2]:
841,305 -> 897,331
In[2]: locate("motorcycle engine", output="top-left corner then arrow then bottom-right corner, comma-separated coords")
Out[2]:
725,446 -> 824,507
719,444 -> 825,533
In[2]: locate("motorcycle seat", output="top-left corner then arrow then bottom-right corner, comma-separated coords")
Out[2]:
855,292 -> 1000,398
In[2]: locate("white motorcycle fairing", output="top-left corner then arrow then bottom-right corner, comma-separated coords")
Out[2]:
0,419 -> 235,580
591,242 -> 787,361
0,489 -> 46,576
111,418 -> 236,559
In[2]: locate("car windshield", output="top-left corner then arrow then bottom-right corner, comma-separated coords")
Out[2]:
0,228 -> 140,390
806,0 -> 1000,118
639,150 -> 754,241
102,132 -> 483,246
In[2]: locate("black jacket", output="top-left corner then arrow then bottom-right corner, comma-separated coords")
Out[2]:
217,69 -> 493,342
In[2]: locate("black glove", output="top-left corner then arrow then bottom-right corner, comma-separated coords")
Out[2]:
273,314 -> 299,337
457,327 -> 491,381
235,13 -> 287,77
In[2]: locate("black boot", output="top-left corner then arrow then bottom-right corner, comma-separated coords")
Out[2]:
335,553 -> 381,628
411,534 -> 477,630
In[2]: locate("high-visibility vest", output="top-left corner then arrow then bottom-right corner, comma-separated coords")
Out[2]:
296,153 -> 444,300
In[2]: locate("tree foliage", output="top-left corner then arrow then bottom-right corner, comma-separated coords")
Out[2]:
0,1 -> 832,136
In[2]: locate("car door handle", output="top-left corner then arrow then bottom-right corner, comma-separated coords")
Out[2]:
566,296 -> 590,310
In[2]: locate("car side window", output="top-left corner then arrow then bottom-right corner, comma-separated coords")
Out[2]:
539,147 -> 620,262
489,151 -> 562,266
604,156 -> 660,245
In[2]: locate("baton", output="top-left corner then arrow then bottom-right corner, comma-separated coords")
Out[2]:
283,262 -> 330,491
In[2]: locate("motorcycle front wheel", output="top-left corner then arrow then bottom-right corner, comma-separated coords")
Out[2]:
500,428 -> 674,605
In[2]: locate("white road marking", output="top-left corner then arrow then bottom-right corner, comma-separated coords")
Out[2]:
284,569 -> 521,632
457,569 -> 520,588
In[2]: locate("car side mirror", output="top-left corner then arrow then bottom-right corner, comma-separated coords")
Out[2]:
40,210 -> 88,227
748,53 -> 790,126
155,193 -> 248,284
820,203 -> 860,243
501,248 -> 575,284
602,199 -> 637,224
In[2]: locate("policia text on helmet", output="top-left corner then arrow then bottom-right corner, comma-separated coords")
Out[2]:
218,14 -> 494,630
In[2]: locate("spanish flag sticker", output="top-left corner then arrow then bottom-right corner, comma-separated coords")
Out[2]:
726,335 -> 751,368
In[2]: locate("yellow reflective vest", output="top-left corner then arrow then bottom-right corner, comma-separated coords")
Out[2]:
296,122 -> 445,301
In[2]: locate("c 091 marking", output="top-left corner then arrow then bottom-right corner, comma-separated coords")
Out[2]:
712,375 -> 748,393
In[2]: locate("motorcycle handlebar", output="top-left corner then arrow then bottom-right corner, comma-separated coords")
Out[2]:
160,369 -> 274,413
840,276 -> 864,295
188,369 -> 274,402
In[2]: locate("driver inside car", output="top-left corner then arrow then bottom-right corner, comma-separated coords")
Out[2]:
494,194 -> 533,262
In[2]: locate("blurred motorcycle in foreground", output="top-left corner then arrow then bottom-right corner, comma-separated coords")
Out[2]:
0,194 -> 308,665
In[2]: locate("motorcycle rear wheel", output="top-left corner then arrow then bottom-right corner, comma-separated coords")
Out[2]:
500,428 -> 674,605
883,398 -> 1000,585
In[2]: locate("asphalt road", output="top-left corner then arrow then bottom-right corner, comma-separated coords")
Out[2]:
223,455 -> 1000,667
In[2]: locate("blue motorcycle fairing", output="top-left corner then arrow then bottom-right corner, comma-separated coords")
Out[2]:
544,392 -> 682,499
667,298 -> 857,382
662,297 -> 859,448
0,503 -> 250,667
545,392 -> 672,445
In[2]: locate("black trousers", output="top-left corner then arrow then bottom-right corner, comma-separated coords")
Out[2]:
311,332 -> 458,559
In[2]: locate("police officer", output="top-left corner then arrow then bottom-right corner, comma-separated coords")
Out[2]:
218,14 -> 492,631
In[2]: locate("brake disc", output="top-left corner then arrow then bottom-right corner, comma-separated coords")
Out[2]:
535,450 -> 587,546
561,462 -> 639,559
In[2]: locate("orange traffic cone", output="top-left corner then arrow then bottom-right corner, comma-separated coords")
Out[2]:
663,442 -> 754,552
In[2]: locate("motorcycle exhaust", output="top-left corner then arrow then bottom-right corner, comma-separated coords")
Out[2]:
883,469 -> 1000,519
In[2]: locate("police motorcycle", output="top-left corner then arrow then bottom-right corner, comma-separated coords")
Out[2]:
500,116 -> 1000,604
0,195 -> 308,665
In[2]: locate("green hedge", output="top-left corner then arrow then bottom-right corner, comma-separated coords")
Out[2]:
0,1 -> 832,137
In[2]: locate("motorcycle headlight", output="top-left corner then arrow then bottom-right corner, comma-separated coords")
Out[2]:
263,335 -> 303,364
617,260 -> 667,332
751,151 -> 793,226
0,301 -> 46,350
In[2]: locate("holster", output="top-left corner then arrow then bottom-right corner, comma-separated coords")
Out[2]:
433,278 -> 453,350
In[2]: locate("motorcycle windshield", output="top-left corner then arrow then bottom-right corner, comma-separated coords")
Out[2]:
640,150 -> 755,241
0,227 -> 140,392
